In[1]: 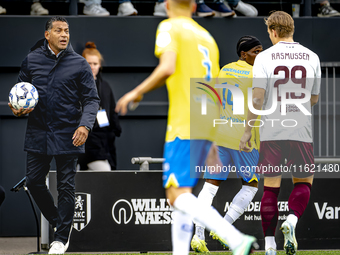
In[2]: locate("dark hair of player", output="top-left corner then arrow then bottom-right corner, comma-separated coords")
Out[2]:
236,35 -> 262,57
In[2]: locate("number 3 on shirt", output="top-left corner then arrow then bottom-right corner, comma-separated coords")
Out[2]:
198,45 -> 212,82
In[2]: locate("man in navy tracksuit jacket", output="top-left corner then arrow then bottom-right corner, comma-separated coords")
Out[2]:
9,16 -> 100,254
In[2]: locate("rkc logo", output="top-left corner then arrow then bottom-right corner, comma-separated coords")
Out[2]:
73,192 -> 91,231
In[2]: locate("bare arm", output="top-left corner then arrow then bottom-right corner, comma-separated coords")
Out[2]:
239,88 -> 265,152
116,51 -> 176,115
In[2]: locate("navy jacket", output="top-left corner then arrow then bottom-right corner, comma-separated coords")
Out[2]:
18,39 -> 100,155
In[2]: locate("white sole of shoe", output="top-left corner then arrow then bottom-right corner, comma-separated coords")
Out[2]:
117,11 -> 137,16
280,223 -> 297,255
153,12 -> 167,17
30,11 -> 48,15
214,11 -> 235,17
317,13 -> 340,17
197,12 -> 215,17
83,12 -> 110,16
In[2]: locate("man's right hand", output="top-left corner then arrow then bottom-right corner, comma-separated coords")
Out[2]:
8,103 -> 34,117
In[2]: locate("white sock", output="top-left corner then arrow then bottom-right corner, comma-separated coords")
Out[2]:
174,193 -> 243,250
195,182 -> 219,239
172,209 -> 193,255
286,214 -> 298,228
265,236 -> 276,250
197,182 -> 219,207
195,225 -> 205,240
224,185 -> 258,224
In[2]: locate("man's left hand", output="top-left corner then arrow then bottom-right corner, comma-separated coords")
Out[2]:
72,126 -> 89,147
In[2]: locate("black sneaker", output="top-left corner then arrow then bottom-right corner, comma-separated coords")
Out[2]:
196,3 -> 215,17
318,2 -> 340,17
209,1 -> 235,17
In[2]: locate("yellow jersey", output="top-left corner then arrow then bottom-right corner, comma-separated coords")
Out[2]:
216,60 -> 260,151
155,16 -> 220,142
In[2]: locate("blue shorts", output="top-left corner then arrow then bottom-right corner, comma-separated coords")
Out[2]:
163,137 -> 212,188
203,146 -> 260,183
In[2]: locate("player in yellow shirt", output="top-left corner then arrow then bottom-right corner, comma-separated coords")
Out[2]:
191,36 -> 263,253
116,0 -> 258,254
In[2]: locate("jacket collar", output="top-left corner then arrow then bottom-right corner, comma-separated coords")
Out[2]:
30,38 -> 74,58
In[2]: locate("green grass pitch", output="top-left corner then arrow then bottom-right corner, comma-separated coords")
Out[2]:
67,251 -> 340,255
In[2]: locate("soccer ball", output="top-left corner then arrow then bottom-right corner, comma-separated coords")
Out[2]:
9,82 -> 39,110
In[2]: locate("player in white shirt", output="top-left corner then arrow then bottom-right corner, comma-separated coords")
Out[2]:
239,11 -> 321,255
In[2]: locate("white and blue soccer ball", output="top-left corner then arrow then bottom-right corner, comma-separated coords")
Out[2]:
9,82 -> 39,110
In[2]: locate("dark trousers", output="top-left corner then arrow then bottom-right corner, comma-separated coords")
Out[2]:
26,152 -> 78,244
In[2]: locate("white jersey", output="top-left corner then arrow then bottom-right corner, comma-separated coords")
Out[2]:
252,41 -> 321,142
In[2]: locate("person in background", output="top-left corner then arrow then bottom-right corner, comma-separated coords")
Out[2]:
117,0 -> 138,16
78,42 -> 122,171
31,0 -> 49,15
152,0 -> 256,17
0,0 -> 49,15
154,0 -> 167,16
81,0 -> 110,16
0,4 -> 5,14
196,0 -> 257,17
0,0 -> 109,16
317,0 -> 340,17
